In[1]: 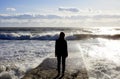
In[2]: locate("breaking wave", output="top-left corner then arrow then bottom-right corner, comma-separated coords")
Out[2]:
0,32 -> 76,40
0,32 -> 120,40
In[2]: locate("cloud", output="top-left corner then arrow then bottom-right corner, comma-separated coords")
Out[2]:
58,7 -> 79,12
79,8 -> 102,14
36,14 -> 62,19
0,13 -> 120,20
93,15 -> 120,19
0,14 -> 120,27
0,14 -> 62,19
6,8 -> 16,11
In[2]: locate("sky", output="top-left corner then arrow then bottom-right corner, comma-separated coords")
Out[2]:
0,0 -> 120,27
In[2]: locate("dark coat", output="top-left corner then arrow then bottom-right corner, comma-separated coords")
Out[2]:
55,39 -> 68,57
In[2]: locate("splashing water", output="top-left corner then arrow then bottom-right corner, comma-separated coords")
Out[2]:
77,38 -> 120,79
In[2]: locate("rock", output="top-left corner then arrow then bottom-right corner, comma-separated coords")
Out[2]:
0,72 -> 12,79
0,65 -> 6,73
22,57 -> 88,79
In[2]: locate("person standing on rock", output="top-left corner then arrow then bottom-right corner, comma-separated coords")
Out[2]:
55,32 -> 68,76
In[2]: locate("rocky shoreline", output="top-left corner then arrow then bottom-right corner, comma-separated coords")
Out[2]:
22,58 -> 88,79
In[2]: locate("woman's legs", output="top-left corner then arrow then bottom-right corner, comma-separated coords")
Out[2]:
62,57 -> 66,74
57,56 -> 61,74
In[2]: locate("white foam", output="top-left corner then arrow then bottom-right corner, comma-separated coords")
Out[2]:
0,32 -> 77,40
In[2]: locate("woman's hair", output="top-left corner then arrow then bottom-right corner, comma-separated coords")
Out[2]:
59,32 -> 65,39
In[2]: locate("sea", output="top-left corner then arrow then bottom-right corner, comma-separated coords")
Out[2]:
0,27 -> 120,79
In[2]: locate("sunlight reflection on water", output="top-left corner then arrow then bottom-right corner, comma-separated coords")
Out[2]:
78,38 -> 120,79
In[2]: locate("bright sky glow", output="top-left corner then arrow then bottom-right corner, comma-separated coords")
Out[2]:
0,0 -> 120,27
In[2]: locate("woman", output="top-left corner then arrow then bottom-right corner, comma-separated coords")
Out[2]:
55,32 -> 68,76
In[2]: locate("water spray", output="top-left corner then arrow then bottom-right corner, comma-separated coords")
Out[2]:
77,44 -> 112,79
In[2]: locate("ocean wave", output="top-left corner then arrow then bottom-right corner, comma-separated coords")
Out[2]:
0,33 -> 57,40
0,33 -> 72,40
0,33 -> 120,40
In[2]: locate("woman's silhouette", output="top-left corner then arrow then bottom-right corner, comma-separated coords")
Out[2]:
55,32 -> 68,76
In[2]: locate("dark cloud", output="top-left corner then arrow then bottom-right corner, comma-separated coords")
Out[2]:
58,7 -> 79,12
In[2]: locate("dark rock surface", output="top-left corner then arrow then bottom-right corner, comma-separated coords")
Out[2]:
22,58 -> 88,79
